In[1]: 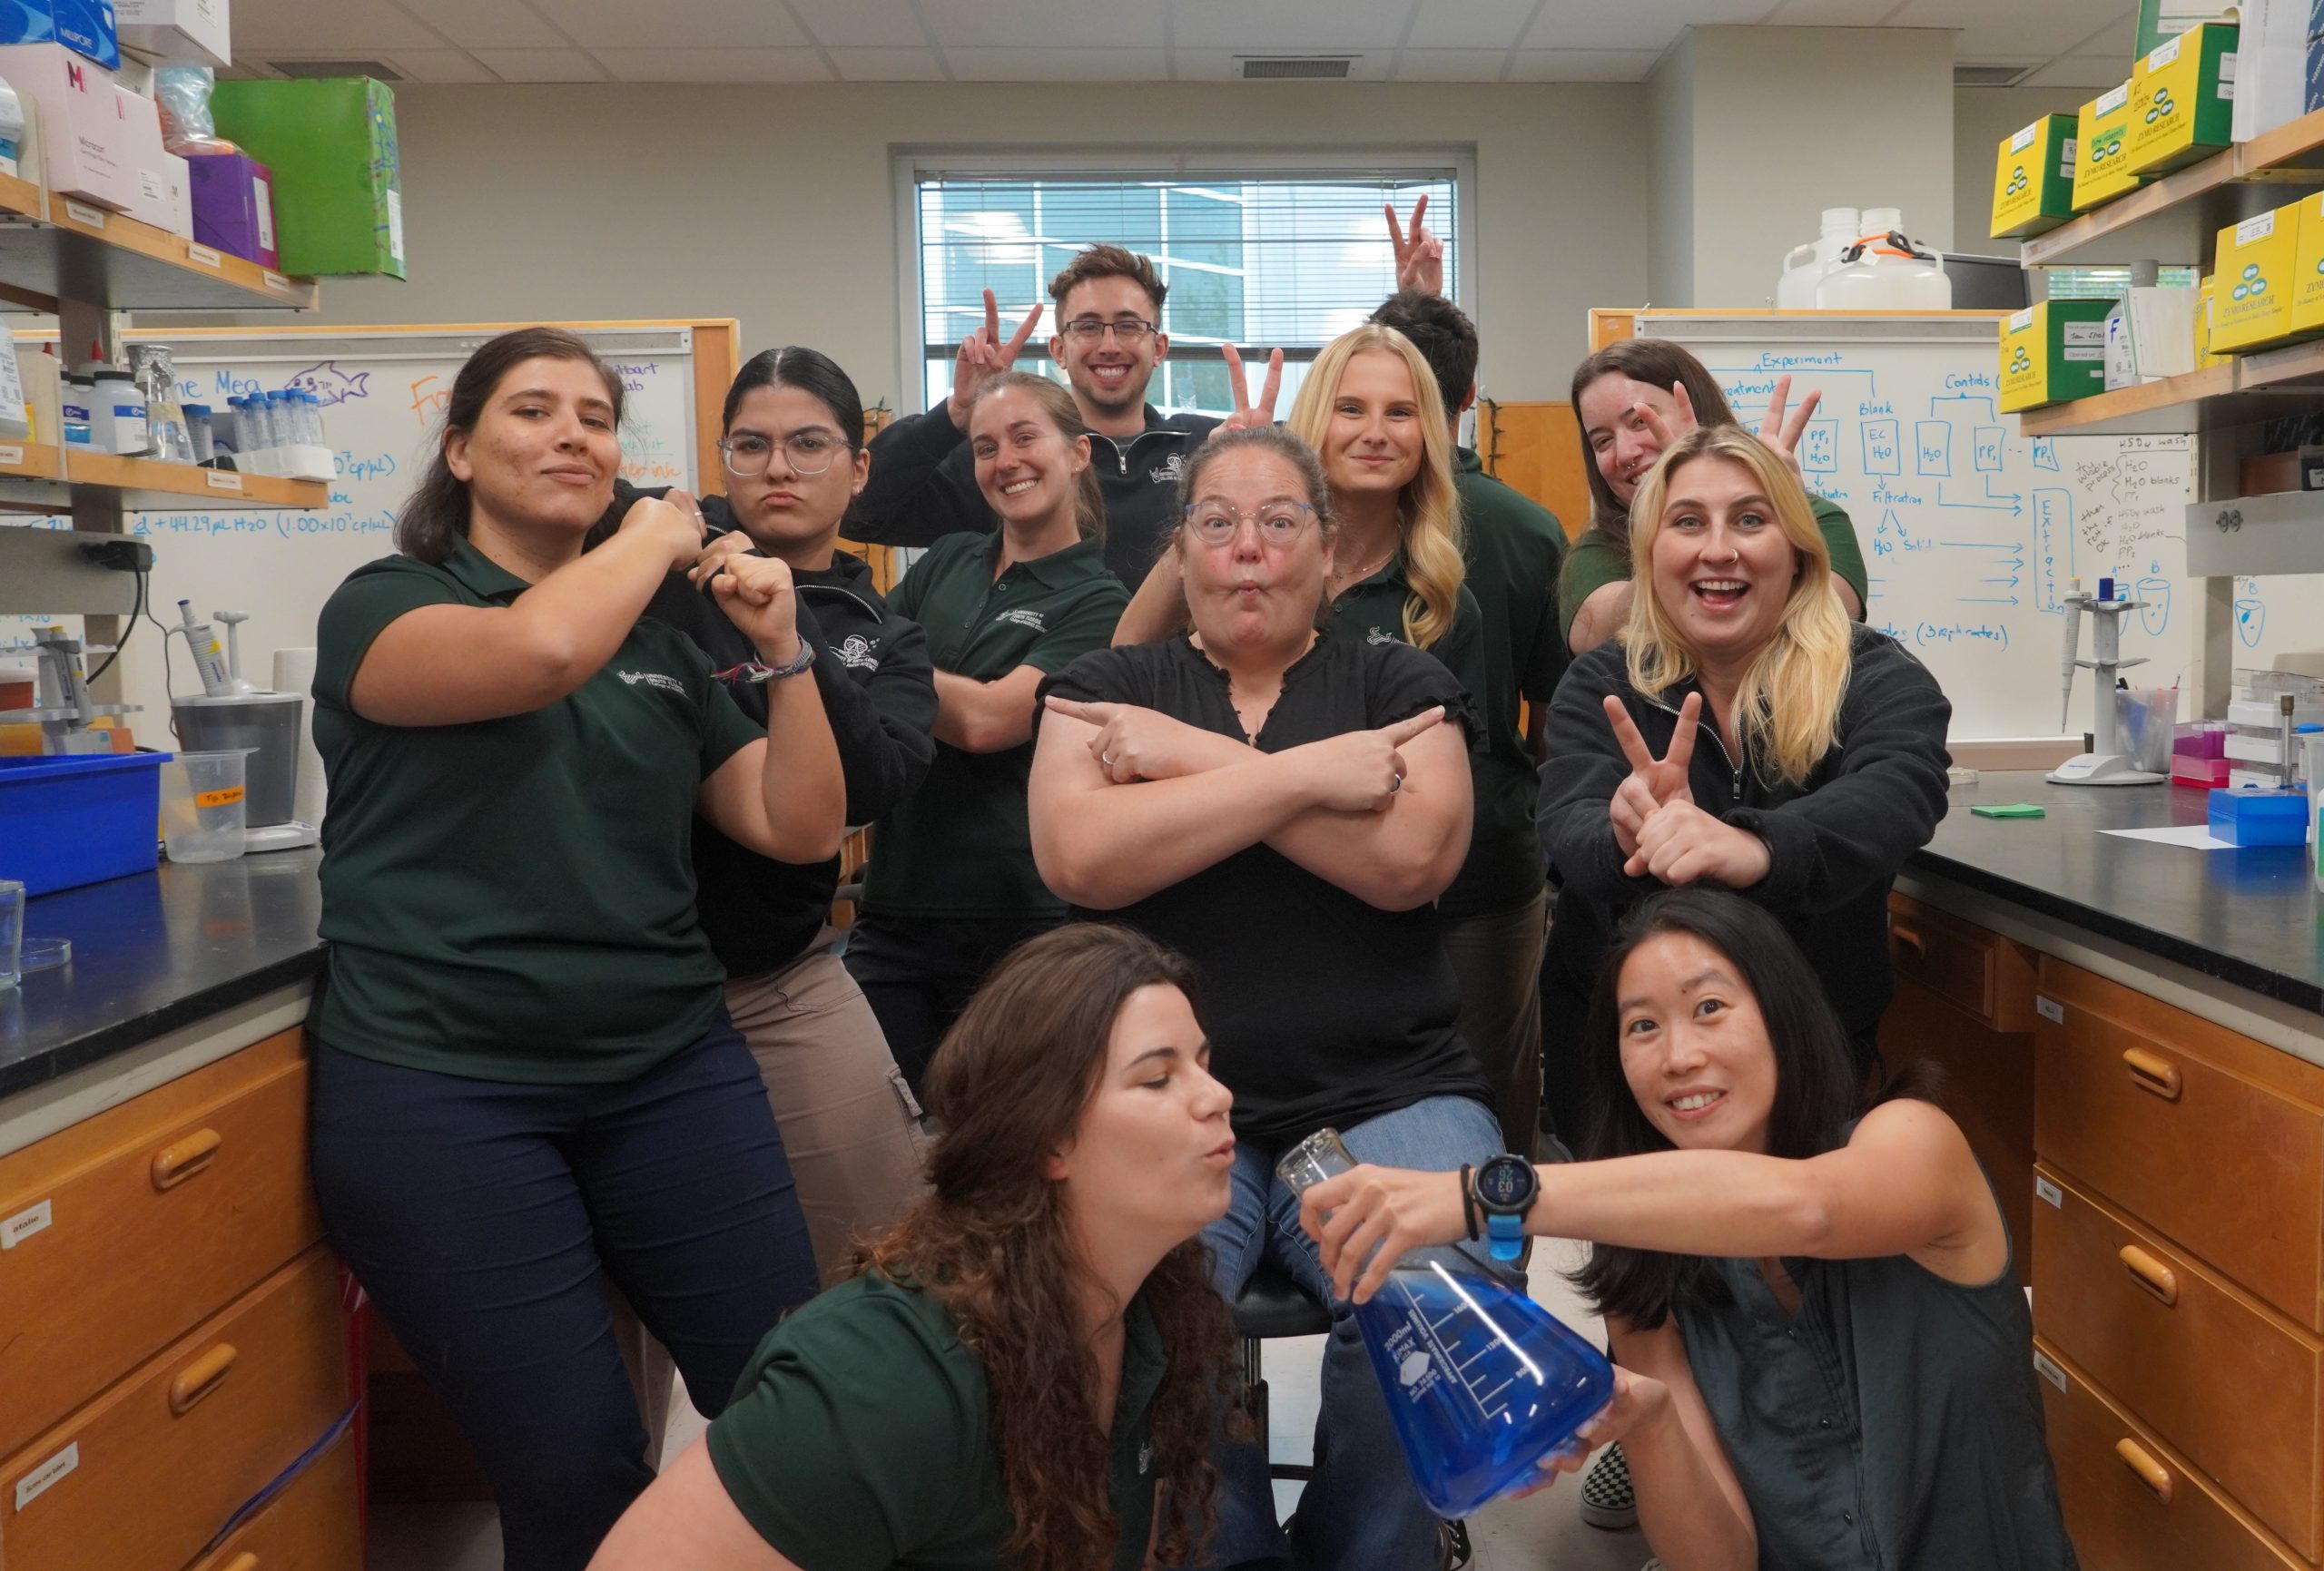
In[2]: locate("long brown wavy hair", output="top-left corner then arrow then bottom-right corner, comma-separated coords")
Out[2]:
852,924 -> 1239,1569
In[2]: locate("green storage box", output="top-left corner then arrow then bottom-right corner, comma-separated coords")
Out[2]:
209,76 -> 405,279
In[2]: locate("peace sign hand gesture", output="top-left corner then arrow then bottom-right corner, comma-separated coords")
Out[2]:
945,287 -> 1044,429
1385,193 -> 1444,297
1215,343 -> 1285,435
1603,692 -> 1700,864
1632,375 -> 1823,484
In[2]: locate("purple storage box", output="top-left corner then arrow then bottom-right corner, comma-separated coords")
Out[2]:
186,151 -> 280,270
0,751 -> 163,896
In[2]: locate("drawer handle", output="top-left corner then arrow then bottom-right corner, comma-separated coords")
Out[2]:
151,1128 -> 223,1191
1890,923 -> 1927,957
169,1342 -> 238,1415
2122,1048 -> 2183,1102
2118,1245 -> 2180,1306
213,1557 -> 259,1571
2115,1437 -> 2175,1505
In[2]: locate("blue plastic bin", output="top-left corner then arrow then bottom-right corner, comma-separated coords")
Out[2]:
0,751 -> 166,895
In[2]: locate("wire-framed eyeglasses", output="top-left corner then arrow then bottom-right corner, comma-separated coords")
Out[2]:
1184,501 -> 1316,546
1059,318 -> 1158,344
720,429 -> 853,477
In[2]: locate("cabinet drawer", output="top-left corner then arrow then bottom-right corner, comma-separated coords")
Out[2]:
189,1428 -> 362,1571
2031,1165 -> 2322,1556
0,1030 -> 320,1462
2035,1338 -> 2306,1571
1886,892 -> 2036,1032
2034,962 -> 2324,1330
0,1247 -> 350,1571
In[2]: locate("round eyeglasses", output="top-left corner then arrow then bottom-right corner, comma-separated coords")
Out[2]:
1185,501 -> 1316,546
720,430 -> 852,478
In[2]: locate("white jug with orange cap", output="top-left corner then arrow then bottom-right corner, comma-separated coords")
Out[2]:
1814,207 -> 1952,309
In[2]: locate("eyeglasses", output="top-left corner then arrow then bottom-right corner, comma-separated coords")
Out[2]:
1059,318 -> 1158,344
720,429 -> 852,478
1185,501 -> 1316,546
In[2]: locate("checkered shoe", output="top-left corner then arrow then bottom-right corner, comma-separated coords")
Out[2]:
1579,1441 -> 1638,1530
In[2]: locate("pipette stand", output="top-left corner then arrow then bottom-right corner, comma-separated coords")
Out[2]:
0,627 -> 140,754
2049,587 -> 2165,786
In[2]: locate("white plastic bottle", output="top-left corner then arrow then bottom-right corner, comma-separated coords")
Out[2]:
1776,207 -> 1860,309
1816,208 -> 1952,310
92,369 -> 153,457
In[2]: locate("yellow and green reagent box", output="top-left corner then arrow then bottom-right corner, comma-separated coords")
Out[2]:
2073,83 -> 2147,212
1992,114 -> 2079,238
2123,22 -> 2239,177
1999,300 -> 2112,412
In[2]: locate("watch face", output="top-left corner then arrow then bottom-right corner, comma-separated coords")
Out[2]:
1476,1157 -> 1532,1209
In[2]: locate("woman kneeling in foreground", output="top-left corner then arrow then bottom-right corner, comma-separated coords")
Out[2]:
591,923 -> 1241,1571
1299,888 -> 2078,1571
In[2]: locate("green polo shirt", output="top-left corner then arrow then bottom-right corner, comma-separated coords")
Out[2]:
1554,493 -> 1871,648
1450,447 -> 1567,916
310,535 -> 762,1084
707,1272 -> 1167,1571
864,530 -> 1128,918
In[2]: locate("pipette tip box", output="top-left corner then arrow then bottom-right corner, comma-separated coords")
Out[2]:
2207,788 -> 2309,847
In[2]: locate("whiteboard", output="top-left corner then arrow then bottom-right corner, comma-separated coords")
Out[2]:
1636,313 -> 2324,742
2,324 -> 703,737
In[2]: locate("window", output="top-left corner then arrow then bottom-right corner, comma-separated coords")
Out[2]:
2044,265 -> 2200,300
908,163 -> 1464,418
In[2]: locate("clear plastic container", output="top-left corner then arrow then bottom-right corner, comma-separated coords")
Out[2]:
158,749 -> 251,863
2117,686 -> 2179,774
61,374 -> 94,448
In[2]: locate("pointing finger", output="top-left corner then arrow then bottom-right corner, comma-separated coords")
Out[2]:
1381,705 -> 1444,745
1042,695 -> 1119,725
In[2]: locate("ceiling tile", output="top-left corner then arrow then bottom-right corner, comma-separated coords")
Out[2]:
2016,53 -> 2138,91
927,0 -> 1167,49
1392,49 -> 1513,82
945,46 -> 1172,80
1504,47 -> 1662,81
235,0 -> 448,53
787,0 -> 926,48
1884,0 -> 2135,58
533,0 -> 808,49
826,46 -> 947,80
593,47 -> 833,81
1172,0 -> 1413,50
1523,0 -> 1772,51
1172,48 -> 1393,80
1403,0 -> 1536,50
388,49 -> 500,82
470,47 -> 609,80
392,0 -> 568,50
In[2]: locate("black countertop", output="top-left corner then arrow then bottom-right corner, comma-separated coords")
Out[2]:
1,849 -> 325,1102
1911,772 -> 2323,1017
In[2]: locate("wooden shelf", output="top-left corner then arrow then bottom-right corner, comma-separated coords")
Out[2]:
2023,104 -> 2324,269
0,172 -> 318,313
2015,343 -> 2324,437
0,449 -> 326,514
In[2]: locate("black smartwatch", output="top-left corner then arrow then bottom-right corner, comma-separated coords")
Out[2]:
1472,1154 -> 1538,1262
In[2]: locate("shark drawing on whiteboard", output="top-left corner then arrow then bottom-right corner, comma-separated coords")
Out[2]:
285,361 -> 374,407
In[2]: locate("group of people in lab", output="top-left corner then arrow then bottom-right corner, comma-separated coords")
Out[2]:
306,211 -> 2074,1571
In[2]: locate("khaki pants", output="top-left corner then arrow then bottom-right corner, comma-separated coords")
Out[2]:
725,940 -> 931,1285
1441,889 -> 1550,1158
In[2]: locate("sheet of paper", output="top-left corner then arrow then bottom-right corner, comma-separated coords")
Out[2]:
2100,825 -> 2237,849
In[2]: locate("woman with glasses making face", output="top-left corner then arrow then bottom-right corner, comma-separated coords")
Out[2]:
1029,425 -> 1501,1569
628,347 -> 937,1283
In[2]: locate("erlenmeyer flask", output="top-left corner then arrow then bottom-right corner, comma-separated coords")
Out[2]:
1278,1128 -> 1616,1519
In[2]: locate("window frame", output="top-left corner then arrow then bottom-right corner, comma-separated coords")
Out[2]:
891,146 -> 1481,417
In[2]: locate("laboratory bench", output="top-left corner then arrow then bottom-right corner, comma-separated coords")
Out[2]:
1884,771 -> 2324,1571
0,850 -> 356,1571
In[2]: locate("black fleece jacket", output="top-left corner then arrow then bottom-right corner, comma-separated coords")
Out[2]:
1536,624 -> 1954,1048
843,402 -> 1220,584
636,490 -> 938,979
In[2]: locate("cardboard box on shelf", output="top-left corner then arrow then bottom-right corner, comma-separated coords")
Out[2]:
109,79 -> 171,228
210,75 -> 402,278
1991,113 -> 2079,239
2072,83 -> 2147,211
184,147 -> 272,268
2209,201 -> 2317,351
2124,21 -> 2240,176
0,0 -> 119,71
112,0 -> 225,69
0,42 -> 131,209
1999,300 -> 2112,412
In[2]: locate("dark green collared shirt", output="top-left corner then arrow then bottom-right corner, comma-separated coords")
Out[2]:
708,1272 -> 1169,1570
310,535 -> 762,1083
863,530 -> 1128,918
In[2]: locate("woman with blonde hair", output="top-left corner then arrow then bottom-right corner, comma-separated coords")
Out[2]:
1537,424 -> 1951,1127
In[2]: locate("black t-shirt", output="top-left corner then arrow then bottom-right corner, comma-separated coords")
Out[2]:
1039,636 -> 1492,1148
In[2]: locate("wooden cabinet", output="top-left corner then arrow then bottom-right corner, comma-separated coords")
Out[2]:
187,1429 -> 363,1571
1887,890 -> 2040,1033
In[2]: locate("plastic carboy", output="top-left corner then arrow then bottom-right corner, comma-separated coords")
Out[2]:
1276,1129 -> 1616,1519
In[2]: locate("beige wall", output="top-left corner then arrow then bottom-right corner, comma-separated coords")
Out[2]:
271,80 -> 1649,412
1647,34 -> 1697,309
1954,84 -> 2091,257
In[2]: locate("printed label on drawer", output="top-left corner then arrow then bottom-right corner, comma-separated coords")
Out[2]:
205,469 -> 242,491
14,1442 -> 77,1511
2035,995 -> 2064,1024
0,1198 -> 51,1248
0,445 -> 24,466
2031,1350 -> 2068,1393
62,200 -> 106,229
194,785 -> 244,809
186,243 -> 222,270
2035,1175 -> 2063,1209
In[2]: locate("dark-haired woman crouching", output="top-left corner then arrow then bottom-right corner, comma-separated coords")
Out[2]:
592,923 -> 1241,1571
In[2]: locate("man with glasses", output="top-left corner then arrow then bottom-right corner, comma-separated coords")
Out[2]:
848,244 -> 1220,584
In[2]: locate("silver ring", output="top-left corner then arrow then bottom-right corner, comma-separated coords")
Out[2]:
1389,771 -> 1403,794
1103,751 -> 1116,767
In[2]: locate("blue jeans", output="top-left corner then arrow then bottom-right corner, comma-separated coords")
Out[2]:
1203,1094 -> 1510,1571
310,1018 -> 819,1571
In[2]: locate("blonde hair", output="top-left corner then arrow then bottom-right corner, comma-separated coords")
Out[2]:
1285,324 -> 1465,650
1623,427 -> 1853,788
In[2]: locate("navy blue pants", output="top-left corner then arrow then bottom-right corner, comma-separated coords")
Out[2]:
310,1019 -> 817,1571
